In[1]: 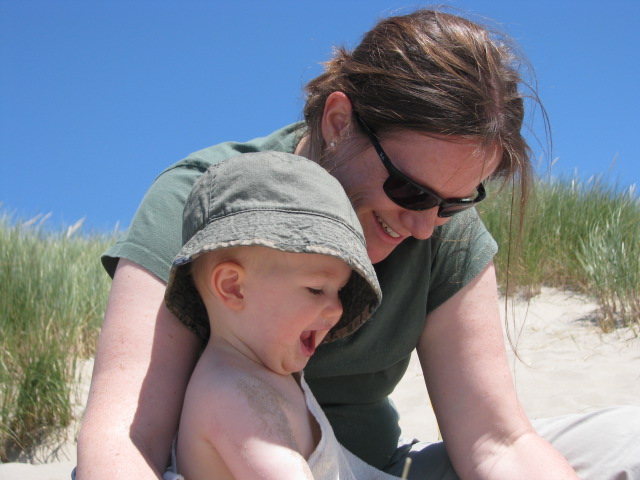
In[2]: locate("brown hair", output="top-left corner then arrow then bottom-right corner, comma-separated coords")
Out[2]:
303,8 -> 544,206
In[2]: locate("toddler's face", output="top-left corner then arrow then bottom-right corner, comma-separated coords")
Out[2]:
234,249 -> 352,375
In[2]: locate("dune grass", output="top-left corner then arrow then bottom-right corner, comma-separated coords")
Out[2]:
0,172 -> 638,458
478,174 -> 639,332
0,212 -> 114,461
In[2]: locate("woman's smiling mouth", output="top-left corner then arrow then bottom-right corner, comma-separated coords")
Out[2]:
375,213 -> 401,238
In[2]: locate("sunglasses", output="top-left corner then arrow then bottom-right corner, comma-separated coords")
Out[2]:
353,112 -> 486,218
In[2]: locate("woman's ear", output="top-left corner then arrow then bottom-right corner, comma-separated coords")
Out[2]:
209,261 -> 245,311
321,91 -> 353,145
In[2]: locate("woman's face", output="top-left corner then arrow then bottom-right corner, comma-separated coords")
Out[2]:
330,130 -> 501,264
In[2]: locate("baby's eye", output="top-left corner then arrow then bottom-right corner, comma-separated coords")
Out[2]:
307,288 -> 324,296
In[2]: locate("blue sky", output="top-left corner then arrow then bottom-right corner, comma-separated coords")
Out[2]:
1,0 -> 639,232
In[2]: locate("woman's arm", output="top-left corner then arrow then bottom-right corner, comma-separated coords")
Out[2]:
76,259 -> 201,479
417,261 -> 578,479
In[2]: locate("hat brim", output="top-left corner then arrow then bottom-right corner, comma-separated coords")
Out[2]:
165,208 -> 381,344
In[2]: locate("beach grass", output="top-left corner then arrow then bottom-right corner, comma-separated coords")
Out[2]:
478,173 -> 639,332
0,171 -> 638,458
0,212 -> 114,461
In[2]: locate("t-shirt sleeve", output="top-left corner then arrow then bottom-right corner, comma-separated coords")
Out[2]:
101,123 -> 305,283
426,208 -> 498,314
102,160 -> 208,283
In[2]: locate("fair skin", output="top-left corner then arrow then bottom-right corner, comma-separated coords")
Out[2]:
77,91 -> 577,479
315,92 -> 578,479
77,259 -> 201,478
297,94 -> 497,266
177,249 -> 351,480
420,263 -> 577,479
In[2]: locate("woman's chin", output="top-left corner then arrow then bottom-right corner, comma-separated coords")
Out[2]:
367,243 -> 395,265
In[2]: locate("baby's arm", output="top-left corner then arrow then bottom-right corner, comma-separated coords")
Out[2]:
181,371 -> 315,480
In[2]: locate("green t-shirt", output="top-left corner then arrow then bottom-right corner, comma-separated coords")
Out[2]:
103,122 -> 497,469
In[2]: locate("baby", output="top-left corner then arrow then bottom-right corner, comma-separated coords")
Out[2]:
163,151 -> 402,479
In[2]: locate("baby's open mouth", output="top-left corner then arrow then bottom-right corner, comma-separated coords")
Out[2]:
300,330 -> 316,355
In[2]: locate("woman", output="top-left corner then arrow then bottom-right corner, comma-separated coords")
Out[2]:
77,8 -> 639,479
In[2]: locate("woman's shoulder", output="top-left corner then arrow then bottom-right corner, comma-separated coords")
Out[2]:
102,122 -> 306,281
161,122 -> 306,178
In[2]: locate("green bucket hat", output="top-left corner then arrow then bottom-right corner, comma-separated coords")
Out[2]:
164,151 -> 382,344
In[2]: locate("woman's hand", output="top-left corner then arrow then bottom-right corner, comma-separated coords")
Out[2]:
418,262 -> 578,479
76,259 -> 201,479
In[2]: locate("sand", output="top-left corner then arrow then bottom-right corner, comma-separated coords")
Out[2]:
389,287 -> 640,441
1,287 -> 638,480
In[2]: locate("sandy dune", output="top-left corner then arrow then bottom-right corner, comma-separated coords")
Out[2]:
2,288 -> 638,479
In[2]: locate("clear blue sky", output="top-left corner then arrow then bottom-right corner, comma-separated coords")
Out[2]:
2,0 -> 639,232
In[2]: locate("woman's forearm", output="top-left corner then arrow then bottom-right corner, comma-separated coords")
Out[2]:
418,262 -> 578,479
76,259 -> 200,479
468,430 -> 579,480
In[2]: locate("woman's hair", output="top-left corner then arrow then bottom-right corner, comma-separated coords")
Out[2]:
303,8 -> 543,204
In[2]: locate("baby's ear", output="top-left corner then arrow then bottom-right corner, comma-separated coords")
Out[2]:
210,261 -> 245,311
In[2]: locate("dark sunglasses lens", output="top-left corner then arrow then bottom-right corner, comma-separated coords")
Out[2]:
438,203 -> 473,217
439,186 -> 485,217
384,177 -> 440,210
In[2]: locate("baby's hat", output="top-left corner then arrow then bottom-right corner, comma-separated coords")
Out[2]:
164,151 -> 382,343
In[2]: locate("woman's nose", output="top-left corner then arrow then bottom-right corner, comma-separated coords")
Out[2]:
400,208 -> 440,240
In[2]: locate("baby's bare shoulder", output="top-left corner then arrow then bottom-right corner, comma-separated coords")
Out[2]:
192,363 -> 299,446
189,349 -> 292,414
